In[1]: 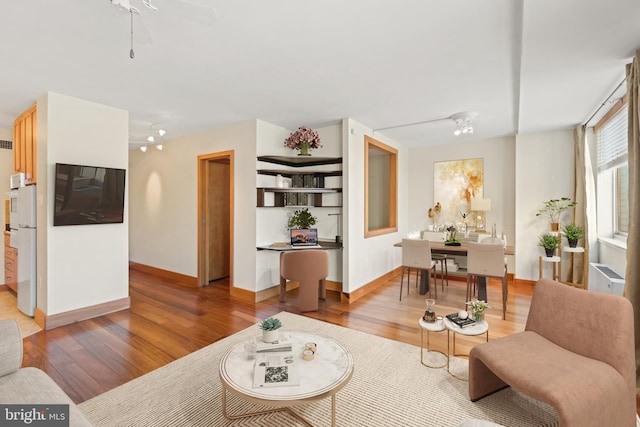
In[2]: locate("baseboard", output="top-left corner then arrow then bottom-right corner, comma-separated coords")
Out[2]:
342,267 -> 402,304
36,297 -> 131,330
129,262 -> 198,287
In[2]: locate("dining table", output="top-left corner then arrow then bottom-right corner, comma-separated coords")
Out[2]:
394,240 -> 515,302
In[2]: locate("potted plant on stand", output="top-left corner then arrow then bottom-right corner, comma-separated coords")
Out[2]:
562,223 -> 584,248
536,197 -> 577,231
538,233 -> 559,257
258,317 -> 283,343
288,208 -> 317,229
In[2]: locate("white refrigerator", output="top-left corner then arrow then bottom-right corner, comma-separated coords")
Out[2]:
16,184 -> 36,316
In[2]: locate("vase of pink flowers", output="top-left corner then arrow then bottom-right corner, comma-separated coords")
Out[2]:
284,126 -> 322,156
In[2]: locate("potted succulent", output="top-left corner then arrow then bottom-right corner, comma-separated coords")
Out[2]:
535,197 -> 577,231
562,223 -> 584,248
258,317 -> 283,343
538,233 -> 559,257
287,208 -> 317,229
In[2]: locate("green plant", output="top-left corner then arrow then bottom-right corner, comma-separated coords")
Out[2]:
535,197 -> 577,223
444,225 -> 460,244
258,317 -> 282,331
287,208 -> 317,229
466,300 -> 490,314
538,233 -> 559,250
562,223 -> 584,240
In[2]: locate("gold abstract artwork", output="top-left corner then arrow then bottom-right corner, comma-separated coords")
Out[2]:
433,158 -> 483,225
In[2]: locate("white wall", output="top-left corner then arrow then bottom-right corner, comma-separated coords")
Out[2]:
129,120 -> 258,291
515,130 -> 574,281
0,128 -> 14,283
343,118 -> 407,293
407,136 -> 516,272
37,92 -> 129,315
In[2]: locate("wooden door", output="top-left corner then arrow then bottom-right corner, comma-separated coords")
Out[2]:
207,159 -> 230,281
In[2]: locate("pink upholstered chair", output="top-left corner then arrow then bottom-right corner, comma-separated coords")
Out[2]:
279,250 -> 328,312
469,278 -> 636,427
400,239 -> 437,301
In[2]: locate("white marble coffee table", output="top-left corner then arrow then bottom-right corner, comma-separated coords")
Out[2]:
219,331 -> 353,426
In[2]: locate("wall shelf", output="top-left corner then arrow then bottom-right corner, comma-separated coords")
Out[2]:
257,155 -> 342,167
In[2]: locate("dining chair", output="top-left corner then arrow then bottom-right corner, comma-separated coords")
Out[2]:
279,249 -> 328,312
420,231 -> 449,291
466,242 -> 508,319
400,239 -> 437,301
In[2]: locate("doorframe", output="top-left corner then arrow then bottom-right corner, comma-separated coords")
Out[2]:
197,150 -> 234,288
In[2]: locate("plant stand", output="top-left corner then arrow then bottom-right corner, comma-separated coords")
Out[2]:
539,255 -> 561,281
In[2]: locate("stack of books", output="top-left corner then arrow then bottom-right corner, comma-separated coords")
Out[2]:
254,334 -> 293,353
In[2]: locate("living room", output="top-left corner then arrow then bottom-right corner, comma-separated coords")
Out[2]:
0,1 -> 639,425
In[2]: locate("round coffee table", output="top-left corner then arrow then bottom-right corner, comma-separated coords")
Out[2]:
219,331 -> 353,426
443,317 -> 489,380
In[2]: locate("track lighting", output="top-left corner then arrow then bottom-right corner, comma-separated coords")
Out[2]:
450,112 -> 477,136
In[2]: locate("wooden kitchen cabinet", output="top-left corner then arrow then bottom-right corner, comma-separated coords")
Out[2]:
4,232 -> 17,292
13,104 -> 37,185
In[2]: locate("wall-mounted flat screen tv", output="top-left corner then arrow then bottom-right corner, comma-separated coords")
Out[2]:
54,163 -> 126,226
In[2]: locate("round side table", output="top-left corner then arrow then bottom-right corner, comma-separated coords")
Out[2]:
443,317 -> 489,380
418,317 -> 447,368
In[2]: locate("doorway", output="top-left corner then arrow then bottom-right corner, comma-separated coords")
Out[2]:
197,151 -> 234,288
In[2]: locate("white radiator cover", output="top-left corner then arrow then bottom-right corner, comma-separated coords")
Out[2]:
589,263 -> 625,296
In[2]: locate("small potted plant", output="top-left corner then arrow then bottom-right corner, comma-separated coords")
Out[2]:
538,233 -> 559,257
562,223 -> 584,248
258,317 -> 283,343
444,225 -> 461,246
535,197 -> 577,231
466,300 -> 490,322
288,208 -> 317,229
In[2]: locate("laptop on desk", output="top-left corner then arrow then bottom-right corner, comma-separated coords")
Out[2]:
290,228 -> 322,249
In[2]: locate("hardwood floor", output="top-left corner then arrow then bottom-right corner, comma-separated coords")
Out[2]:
16,268 -> 535,406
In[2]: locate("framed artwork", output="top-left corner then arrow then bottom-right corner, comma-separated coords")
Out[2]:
433,158 -> 483,226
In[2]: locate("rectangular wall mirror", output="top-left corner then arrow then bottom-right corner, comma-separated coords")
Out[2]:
365,136 -> 397,237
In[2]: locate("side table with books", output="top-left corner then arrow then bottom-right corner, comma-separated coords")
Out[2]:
443,315 -> 489,381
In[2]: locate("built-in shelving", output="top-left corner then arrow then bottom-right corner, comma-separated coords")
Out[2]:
256,156 -> 343,208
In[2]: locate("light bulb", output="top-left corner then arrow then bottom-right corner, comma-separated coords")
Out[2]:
147,136 -> 155,143
140,145 -> 147,152
454,129 -> 462,136
158,129 -> 166,137
156,144 -> 163,150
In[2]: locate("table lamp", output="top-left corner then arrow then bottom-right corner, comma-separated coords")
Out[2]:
470,198 -> 491,232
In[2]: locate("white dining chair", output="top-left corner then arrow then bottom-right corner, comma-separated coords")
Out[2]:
400,239 -> 437,301
466,242 -> 508,320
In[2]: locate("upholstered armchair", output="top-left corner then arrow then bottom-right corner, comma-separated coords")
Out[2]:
469,278 -> 636,426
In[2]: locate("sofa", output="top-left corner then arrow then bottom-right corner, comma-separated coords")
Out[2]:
469,278 -> 636,426
0,319 -> 93,426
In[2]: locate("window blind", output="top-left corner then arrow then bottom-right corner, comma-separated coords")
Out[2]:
597,107 -> 628,171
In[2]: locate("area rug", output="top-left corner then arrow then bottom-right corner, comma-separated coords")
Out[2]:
78,312 -> 558,426
0,291 -> 41,337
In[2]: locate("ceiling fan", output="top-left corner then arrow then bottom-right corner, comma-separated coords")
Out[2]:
109,0 -> 218,59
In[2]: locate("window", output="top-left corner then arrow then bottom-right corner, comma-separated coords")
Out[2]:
364,136 -> 397,237
597,106 -> 628,236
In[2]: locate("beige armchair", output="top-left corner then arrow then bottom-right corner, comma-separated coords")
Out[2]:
279,249 -> 329,312
469,278 -> 636,426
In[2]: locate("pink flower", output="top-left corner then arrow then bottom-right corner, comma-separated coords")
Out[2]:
284,126 -> 322,150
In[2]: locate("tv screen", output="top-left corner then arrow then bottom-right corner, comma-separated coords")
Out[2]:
54,163 -> 126,226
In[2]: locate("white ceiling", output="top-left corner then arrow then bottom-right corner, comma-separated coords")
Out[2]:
0,0 -> 638,150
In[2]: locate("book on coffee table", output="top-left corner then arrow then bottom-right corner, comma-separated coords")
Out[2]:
446,313 -> 476,328
252,352 -> 300,388
254,334 -> 293,353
